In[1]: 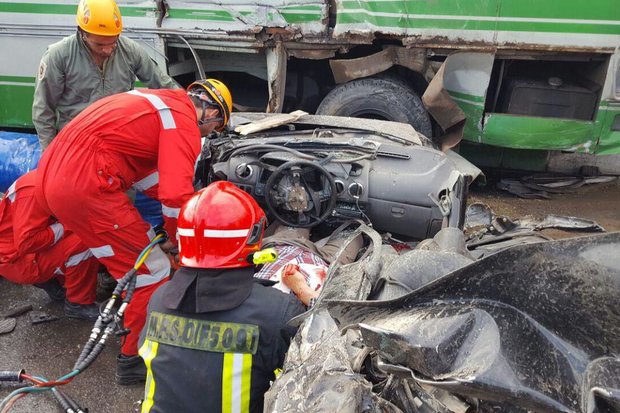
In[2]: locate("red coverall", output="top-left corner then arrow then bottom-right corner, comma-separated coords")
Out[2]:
0,171 -> 98,304
36,89 -> 202,356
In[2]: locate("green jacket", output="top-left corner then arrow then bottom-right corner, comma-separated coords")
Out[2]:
32,32 -> 179,149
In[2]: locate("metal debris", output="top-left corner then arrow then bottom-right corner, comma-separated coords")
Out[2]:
497,179 -> 552,199
0,318 -> 16,335
326,232 -> 620,413
1,304 -> 33,318
464,202 -> 493,229
28,311 -> 59,325
518,214 -> 606,232
498,174 -> 617,199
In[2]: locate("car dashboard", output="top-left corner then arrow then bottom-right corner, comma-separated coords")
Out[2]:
200,125 -> 471,240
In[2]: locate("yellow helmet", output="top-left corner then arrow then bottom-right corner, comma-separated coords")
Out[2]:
76,0 -> 123,36
187,79 -> 233,132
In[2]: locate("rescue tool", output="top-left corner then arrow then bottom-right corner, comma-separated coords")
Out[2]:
0,235 -> 165,413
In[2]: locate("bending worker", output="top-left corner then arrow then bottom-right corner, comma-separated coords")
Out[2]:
138,181 -> 305,413
32,0 -> 179,150
35,79 -> 233,385
0,171 -> 100,320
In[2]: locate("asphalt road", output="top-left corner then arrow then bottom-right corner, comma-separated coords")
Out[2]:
0,280 -> 144,413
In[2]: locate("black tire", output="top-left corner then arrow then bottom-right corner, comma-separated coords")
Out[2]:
316,77 -> 433,138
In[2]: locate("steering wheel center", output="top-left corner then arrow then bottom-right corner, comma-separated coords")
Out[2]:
288,185 -> 309,211
265,159 -> 338,228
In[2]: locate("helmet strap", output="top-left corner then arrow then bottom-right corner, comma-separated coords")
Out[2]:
247,217 -> 267,245
189,91 -> 224,129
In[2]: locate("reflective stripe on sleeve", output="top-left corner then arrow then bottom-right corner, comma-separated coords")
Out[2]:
222,353 -> 252,413
50,222 -> 64,245
133,172 -> 160,192
134,244 -> 170,289
162,205 -> 180,219
6,181 -> 16,202
139,339 -> 159,413
127,90 -> 176,130
65,249 -> 94,268
90,245 -> 115,259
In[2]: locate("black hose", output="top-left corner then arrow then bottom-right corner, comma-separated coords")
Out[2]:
112,268 -> 137,296
74,338 -> 106,372
124,271 -> 138,303
75,267 -> 139,368
0,370 -> 23,382
74,317 -> 104,369
51,388 -> 73,412
62,389 -> 86,413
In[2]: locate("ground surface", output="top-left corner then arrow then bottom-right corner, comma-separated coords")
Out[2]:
0,281 -> 144,413
469,178 -> 620,238
0,179 -> 618,413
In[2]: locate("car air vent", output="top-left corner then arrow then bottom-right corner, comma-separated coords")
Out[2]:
235,163 -> 254,179
334,180 -> 345,195
348,182 -> 364,198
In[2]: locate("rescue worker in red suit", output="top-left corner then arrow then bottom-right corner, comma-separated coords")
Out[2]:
35,79 -> 233,385
138,181 -> 305,413
0,170 -> 100,319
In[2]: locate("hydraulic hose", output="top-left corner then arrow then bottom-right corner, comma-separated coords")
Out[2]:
0,371 -> 23,383
75,234 -> 164,370
1,235 -> 165,413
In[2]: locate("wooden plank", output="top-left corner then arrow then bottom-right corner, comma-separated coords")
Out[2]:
234,110 -> 308,135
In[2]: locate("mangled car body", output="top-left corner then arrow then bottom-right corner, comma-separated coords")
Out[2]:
197,113 -> 620,412
265,227 -> 620,413
199,113 -> 479,240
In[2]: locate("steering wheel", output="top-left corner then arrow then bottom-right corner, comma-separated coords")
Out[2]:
265,160 -> 338,228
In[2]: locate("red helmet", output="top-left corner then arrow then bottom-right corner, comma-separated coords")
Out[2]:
177,181 -> 266,269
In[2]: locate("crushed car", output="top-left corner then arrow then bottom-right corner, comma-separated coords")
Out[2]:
196,114 -> 619,413
197,112 -> 481,240
263,229 -> 620,413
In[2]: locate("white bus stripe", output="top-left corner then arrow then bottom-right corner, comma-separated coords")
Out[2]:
338,9 -> 620,26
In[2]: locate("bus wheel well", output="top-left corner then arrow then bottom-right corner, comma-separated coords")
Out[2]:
316,76 -> 433,138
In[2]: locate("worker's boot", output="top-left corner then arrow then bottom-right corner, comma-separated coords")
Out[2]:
34,278 -> 66,302
116,354 -> 147,385
64,301 -> 99,321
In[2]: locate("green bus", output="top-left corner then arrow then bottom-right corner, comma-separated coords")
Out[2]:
1,0 -> 619,172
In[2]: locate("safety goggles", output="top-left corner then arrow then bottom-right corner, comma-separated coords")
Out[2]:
188,92 -> 224,126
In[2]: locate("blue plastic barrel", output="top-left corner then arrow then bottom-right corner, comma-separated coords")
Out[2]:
0,130 -> 163,226
134,192 -> 164,228
0,131 -> 40,192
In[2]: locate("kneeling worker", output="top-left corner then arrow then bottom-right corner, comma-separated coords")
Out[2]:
138,181 -> 305,413
0,170 -> 99,319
